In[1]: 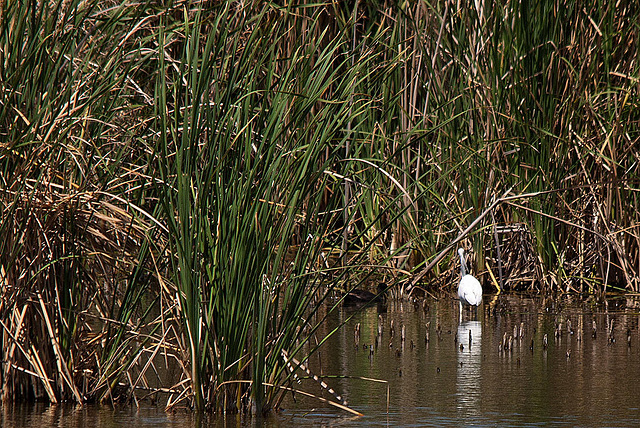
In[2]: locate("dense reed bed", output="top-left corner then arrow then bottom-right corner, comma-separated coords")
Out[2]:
1,0 -> 639,413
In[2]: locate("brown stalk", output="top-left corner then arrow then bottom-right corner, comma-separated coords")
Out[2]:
37,292 -> 85,403
0,316 -> 58,402
130,327 -> 172,395
2,305 -> 27,399
408,187 -> 513,291
27,344 -> 58,402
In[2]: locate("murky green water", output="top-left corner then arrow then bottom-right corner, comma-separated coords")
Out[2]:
4,294 -> 640,427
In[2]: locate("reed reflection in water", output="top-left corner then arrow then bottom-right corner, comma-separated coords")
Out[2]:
5,295 -> 640,427
295,294 -> 640,427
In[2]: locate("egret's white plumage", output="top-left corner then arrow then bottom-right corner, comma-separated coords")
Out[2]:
457,248 -> 482,309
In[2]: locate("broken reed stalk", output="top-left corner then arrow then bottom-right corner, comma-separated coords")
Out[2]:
409,187 -> 512,291
213,380 -> 365,417
409,186 -> 619,293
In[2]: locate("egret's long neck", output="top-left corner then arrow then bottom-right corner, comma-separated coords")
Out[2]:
459,252 -> 467,277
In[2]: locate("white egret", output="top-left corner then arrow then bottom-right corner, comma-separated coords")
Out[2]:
457,248 -> 482,319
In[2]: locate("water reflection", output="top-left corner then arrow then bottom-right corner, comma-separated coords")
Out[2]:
5,294 -> 640,427
456,320 -> 482,419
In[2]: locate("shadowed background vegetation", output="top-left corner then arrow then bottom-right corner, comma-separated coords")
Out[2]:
1,0 -> 638,413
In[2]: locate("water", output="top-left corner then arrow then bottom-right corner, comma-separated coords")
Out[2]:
4,294 -> 640,427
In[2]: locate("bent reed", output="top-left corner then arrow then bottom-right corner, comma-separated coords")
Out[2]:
1,0 -> 638,413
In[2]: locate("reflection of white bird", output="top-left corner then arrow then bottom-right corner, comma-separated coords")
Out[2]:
456,320 -> 482,417
458,248 -> 482,318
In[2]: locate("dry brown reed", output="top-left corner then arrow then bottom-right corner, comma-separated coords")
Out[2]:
1,0 -> 639,412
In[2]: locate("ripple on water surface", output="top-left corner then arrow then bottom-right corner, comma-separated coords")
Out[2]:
4,294 -> 640,427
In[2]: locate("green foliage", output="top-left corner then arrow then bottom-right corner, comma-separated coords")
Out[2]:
1,0 -> 639,412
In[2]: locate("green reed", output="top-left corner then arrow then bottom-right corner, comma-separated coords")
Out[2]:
150,3 -> 400,412
1,0 -> 639,413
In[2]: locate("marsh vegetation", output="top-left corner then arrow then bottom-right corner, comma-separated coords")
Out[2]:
1,0 -> 639,414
